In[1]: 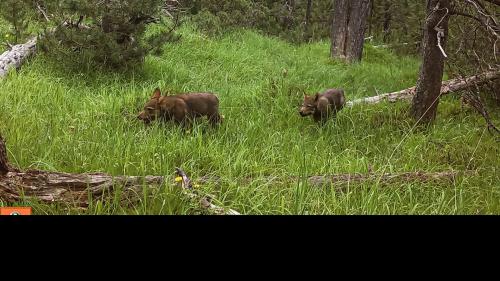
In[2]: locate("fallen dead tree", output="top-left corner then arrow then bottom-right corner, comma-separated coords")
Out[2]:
0,135 -> 162,205
0,135 -> 239,215
346,70 -> 500,107
0,37 -> 38,79
305,170 -> 476,190
198,170 -> 476,192
0,107 -> 486,213
0,134 -> 477,213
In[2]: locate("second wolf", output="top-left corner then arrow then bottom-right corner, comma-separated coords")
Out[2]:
299,88 -> 346,124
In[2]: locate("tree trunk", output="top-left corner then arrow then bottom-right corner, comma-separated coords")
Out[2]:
411,0 -> 450,123
331,0 -> 371,63
382,0 -> 392,42
368,0 -> 374,37
304,0 -> 313,42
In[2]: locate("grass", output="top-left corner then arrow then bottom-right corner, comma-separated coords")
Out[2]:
0,26 -> 499,214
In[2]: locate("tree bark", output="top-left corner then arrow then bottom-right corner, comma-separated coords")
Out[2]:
304,0 -> 313,42
382,0 -> 392,42
411,0 -> 450,123
331,0 -> 371,63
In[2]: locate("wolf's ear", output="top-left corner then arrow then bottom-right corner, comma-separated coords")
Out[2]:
152,88 -> 161,99
314,93 -> 319,101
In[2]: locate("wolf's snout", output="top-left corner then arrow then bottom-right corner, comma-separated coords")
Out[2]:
137,111 -> 146,120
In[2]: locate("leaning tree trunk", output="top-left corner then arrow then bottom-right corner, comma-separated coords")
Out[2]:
331,0 -> 371,63
411,0 -> 450,123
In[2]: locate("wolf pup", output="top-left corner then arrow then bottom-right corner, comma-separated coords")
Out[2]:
137,88 -> 222,127
299,88 -> 346,124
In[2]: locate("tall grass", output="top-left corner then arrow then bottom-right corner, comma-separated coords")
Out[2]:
0,26 -> 498,214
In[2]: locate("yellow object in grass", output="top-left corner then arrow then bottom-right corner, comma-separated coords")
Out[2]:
175,176 -> 183,182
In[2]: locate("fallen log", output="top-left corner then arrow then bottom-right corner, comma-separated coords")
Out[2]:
373,41 -> 420,49
346,70 -> 500,107
0,135 -> 477,212
304,170 -> 476,189
198,170 -> 477,191
0,135 -> 238,214
0,37 -> 38,79
0,170 -> 165,207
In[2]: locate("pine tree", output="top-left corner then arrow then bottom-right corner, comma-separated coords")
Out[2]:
0,0 -> 31,44
0,0 -> 178,68
35,0 -> 176,69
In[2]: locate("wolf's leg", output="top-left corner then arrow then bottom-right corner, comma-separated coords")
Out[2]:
209,113 -> 222,126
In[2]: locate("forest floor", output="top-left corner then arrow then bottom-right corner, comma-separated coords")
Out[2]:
1,26 -> 499,214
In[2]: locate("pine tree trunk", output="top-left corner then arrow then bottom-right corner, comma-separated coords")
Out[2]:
411,0 -> 450,123
331,0 -> 349,61
331,0 -> 371,63
304,0 -> 313,42
382,0 -> 392,42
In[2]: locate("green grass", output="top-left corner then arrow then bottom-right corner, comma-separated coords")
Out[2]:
1,26 -> 499,214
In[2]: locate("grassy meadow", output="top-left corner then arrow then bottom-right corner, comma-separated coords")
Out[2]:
0,26 -> 499,214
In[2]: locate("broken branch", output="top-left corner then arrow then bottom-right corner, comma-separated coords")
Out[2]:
174,167 -> 241,215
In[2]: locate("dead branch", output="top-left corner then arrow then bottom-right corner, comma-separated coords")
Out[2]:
36,1 -> 50,22
464,0 -> 500,41
434,3 -> 449,58
346,70 -> 500,106
175,168 -> 240,215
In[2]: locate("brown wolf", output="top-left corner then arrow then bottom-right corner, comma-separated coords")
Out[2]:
137,88 -> 222,127
299,88 -> 346,124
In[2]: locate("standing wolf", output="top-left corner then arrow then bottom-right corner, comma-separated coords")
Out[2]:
137,88 -> 222,127
299,88 -> 346,124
